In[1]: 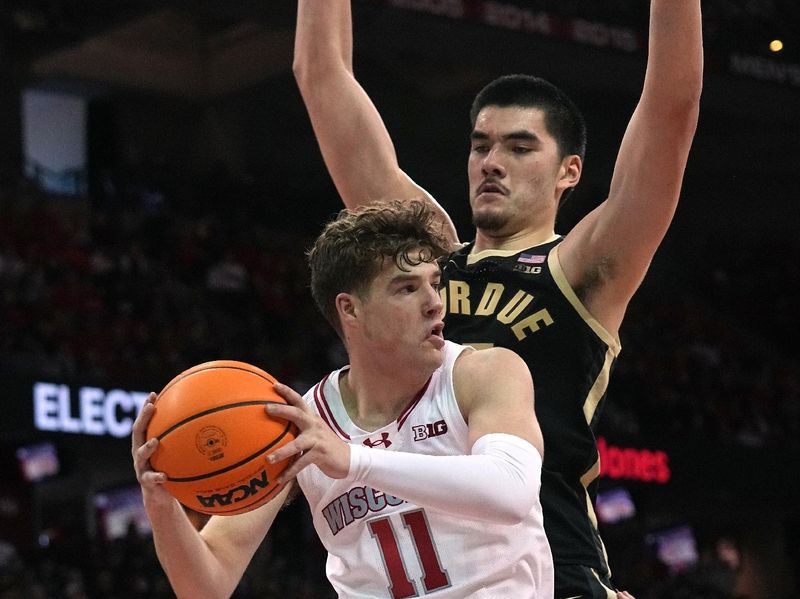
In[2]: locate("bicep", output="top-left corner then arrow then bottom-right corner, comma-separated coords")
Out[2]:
455,348 -> 543,455
560,101 -> 698,327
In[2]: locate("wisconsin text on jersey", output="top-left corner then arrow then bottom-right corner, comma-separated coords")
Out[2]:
323,486 -> 407,535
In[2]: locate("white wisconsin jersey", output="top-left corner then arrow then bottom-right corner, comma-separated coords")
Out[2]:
297,341 -> 554,599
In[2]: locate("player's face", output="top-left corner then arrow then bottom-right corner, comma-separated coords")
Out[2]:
357,256 -> 445,373
468,106 -> 567,235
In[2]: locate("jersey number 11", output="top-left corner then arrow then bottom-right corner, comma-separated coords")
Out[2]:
368,508 -> 450,598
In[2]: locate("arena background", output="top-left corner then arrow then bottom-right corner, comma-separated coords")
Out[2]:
1,1 -> 799,597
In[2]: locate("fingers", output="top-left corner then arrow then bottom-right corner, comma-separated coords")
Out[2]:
131,393 -> 168,487
276,453 -> 313,484
139,469 -> 167,486
267,437 -> 302,465
137,436 -> 159,461
617,591 -> 636,599
131,392 -> 158,451
273,382 -> 307,409
270,426 -> 351,481
133,436 -> 166,483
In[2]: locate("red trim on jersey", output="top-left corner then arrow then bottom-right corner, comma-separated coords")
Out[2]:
396,377 -> 432,430
313,374 -> 337,436
316,373 -> 352,441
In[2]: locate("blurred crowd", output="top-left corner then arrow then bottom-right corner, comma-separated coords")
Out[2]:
0,173 -> 344,395
606,236 -> 800,449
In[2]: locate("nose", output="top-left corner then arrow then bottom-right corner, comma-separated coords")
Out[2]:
424,283 -> 444,317
481,147 -> 506,178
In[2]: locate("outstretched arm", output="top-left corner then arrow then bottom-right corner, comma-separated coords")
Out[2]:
559,0 -> 703,333
293,0 -> 458,244
132,393 -> 291,599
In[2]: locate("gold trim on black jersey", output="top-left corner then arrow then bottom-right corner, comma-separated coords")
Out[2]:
547,245 -> 622,355
464,234 -> 561,266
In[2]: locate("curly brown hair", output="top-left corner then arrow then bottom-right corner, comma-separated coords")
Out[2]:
307,200 -> 451,339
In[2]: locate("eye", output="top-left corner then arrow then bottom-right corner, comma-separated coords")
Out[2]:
512,146 -> 533,154
471,144 -> 489,154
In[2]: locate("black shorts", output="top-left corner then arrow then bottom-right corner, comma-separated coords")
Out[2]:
555,564 -> 617,599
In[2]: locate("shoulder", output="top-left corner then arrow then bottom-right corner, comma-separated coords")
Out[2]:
455,345 -> 525,375
453,347 -> 532,409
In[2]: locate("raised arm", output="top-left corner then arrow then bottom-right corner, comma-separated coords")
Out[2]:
293,0 -> 458,244
132,393 -> 290,599
559,0 -> 703,333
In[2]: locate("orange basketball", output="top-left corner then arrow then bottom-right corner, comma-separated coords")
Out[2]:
146,360 -> 297,516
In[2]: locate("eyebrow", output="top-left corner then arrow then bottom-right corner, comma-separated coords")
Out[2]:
390,273 -> 417,284
470,130 -> 541,142
388,269 -> 441,286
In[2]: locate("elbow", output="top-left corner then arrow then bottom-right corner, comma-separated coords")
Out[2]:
292,54 -> 314,91
292,44 -> 326,90
644,69 -> 703,121
488,487 -> 540,525
641,90 -> 701,138
680,78 -> 703,120
669,95 -> 700,139
494,504 -> 536,526
293,44 -> 351,92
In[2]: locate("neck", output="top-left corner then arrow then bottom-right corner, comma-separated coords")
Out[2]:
340,359 -> 431,432
473,225 -> 557,253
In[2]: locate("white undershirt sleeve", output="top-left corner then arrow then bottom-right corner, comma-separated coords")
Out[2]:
346,433 -> 542,524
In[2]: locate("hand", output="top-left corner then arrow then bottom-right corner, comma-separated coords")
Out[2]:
617,591 -> 636,599
131,392 -> 174,509
266,382 -> 351,482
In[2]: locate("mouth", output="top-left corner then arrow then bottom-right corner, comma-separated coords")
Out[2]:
477,180 -> 507,196
427,322 -> 445,348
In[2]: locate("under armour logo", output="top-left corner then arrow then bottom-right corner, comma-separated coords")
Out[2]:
363,432 -> 392,448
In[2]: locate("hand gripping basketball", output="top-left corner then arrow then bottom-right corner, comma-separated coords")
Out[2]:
132,392 -> 173,507
266,382 -> 351,483
140,361 -> 299,516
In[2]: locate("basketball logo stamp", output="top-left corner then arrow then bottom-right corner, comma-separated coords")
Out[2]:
196,426 -> 228,461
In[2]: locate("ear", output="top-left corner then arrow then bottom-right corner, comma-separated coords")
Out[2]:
335,292 -> 359,330
556,154 -> 582,196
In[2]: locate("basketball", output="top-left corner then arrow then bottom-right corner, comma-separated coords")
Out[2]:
146,360 -> 298,516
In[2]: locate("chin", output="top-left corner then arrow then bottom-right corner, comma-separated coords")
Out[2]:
410,347 -> 444,375
471,209 -> 508,232
426,347 -> 446,370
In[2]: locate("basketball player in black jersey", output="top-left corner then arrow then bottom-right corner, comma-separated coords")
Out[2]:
293,1 -> 702,596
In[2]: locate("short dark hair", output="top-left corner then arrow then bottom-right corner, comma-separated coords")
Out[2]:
470,74 -> 587,161
307,200 -> 450,339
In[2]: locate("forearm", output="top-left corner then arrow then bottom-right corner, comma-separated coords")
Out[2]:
348,433 -> 541,524
643,0 -> 703,108
146,499 -> 239,599
293,0 -> 352,83
292,0 -> 431,215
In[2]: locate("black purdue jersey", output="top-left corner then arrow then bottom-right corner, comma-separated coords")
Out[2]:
440,237 -> 620,573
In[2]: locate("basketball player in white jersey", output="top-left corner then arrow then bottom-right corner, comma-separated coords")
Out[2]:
132,200 -> 554,598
